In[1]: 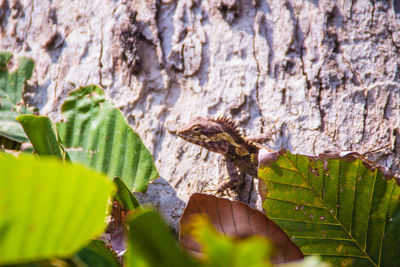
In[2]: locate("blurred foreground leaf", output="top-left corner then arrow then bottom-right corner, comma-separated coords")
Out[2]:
125,209 -> 199,267
0,153 -> 114,265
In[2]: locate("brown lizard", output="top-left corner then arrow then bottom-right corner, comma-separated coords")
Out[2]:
177,116 -> 275,194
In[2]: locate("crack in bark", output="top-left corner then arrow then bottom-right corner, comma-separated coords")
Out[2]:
252,12 -> 265,129
370,0 -> 375,27
349,0 -> 355,19
331,106 -> 339,142
361,91 -> 369,142
99,25 -> 104,88
383,91 -> 391,120
285,1 -> 311,90
52,29 -> 71,109
342,55 -> 363,87
316,70 -> 325,133
257,14 -> 274,78
21,0 -> 33,53
53,57 -> 62,107
295,17 -> 311,90
247,174 -> 254,205
281,83 -> 287,105
266,33 -> 273,77
299,42 -> 311,90
394,128 -> 400,153
312,134 -> 318,155
155,0 -> 167,69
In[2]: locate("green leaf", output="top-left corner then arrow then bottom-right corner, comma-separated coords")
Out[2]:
0,110 -> 27,144
57,85 -> 159,192
125,209 -> 199,267
0,53 -> 33,105
0,52 -> 34,145
16,115 -> 70,161
0,153 -> 114,265
258,151 -> 400,267
380,203 -> 400,267
74,240 -> 121,267
113,177 -> 141,211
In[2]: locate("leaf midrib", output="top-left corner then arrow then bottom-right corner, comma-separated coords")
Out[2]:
283,155 -> 377,266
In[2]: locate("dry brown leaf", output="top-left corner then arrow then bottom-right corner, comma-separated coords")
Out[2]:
104,199 -> 127,256
179,193 -> 303,264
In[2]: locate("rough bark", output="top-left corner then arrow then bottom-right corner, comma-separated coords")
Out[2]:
1,0 -> 399,230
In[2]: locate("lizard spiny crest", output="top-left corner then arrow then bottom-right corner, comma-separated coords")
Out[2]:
212,115 -> 239,131
213,115 -> 264,150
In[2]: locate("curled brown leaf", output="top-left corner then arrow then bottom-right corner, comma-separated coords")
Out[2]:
179,193 -> 303,264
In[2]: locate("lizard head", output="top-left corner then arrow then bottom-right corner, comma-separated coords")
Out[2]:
177,116 -> 231,154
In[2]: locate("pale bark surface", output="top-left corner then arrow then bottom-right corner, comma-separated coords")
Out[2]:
1,0 -> 399,229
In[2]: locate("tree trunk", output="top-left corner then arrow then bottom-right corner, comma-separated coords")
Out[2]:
1,0 -> 399,230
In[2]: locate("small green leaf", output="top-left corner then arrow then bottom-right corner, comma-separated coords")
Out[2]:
74,240 -> 121,267
113,177 -> 141,211
0,53 -> 34,105
0,153 -> 114,265
16,115 -> 70,161
0,52 -> 34,145
0,52 -> 13,69
57,85 -> 159,192
125,209 -> 199,267
258,151 -> 400,267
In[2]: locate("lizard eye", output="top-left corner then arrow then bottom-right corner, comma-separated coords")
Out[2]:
192,126 -> 202,132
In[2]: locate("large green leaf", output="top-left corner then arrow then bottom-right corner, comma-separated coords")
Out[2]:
125,209 -> 199,267
0,52 -> 33,145
56,85 -> 159,192
258,151 -> 400,267
0,153 -> 114,265
16,115 -> 70,161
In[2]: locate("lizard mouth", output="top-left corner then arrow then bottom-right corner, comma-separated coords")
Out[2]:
178,134 -> 229,154
177,132 -> 187,140
178,134 -> 198,144
177,132 -> 205,146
